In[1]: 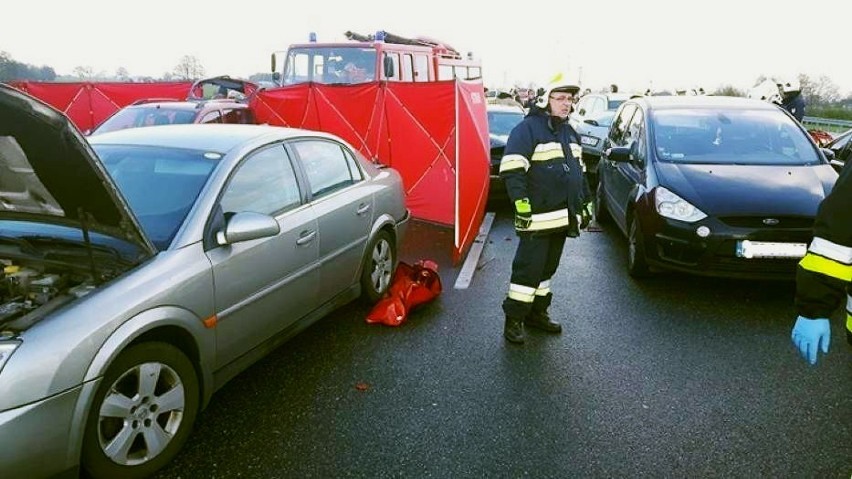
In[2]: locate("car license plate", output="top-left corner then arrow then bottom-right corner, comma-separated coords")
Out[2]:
580,135 -> 598,146
736,240 -> 807,259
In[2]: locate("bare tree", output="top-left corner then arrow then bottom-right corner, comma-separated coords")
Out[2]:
713,85 -> 745,97
799,73 -> 841,106
173,55 -> 205,80
115,67 -> 129,81
73,65 -> 94,79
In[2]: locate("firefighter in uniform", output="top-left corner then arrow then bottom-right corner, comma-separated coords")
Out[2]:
791,161 -> 851,364
499,74 -> 591,344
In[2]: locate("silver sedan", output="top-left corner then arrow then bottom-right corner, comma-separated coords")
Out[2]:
0,84 -> 409,478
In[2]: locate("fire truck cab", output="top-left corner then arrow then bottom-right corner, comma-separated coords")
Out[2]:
271,31 -> 482,86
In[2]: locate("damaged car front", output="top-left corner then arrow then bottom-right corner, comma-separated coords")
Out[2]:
0,84 -> 161,477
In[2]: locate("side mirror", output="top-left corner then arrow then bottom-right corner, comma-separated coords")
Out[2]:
820,148 -> 835,162
216,211 -> 280,246
606,146 -> 631,163
383,56 -> 395,78
583,119 -> 600,127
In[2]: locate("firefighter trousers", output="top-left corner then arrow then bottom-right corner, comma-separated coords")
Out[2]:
502,232 -> 566,319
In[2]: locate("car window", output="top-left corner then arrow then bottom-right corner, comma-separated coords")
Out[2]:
576,97 -> 592,116
652,108 -> 821,165
607,98 -> 626,110
626,109 -> 646,162
292,140 -> 358,198
609,103 -> 637,147
487,110 -> 525,136
220,145 -> 301,216
199,111 -> 222,124
341,147 -> 364,182
96,144 -> 218,249
222,108 -> 253,124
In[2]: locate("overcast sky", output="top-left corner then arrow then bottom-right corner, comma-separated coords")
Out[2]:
4,0 -> 850,95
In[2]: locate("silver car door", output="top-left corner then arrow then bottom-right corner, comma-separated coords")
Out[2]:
290,139 -> 372,303
206,144 -> 319,370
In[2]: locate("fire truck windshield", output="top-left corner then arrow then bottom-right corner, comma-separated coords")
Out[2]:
281,47 -> 377,85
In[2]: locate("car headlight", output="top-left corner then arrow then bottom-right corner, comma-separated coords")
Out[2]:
0,340 -> 21,375
655,186 -> 707,223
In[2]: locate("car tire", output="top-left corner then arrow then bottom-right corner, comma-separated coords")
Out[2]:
595,180 -> 610,224
628,215 -> 650,278
81,342 -> 199,479
360,229 -> 396,303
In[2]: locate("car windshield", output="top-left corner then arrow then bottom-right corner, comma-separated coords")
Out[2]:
92,107 -> 198,135
488,110 -> 525,136
282,47 -> 377,85
589,110 -> 616,127
607,99 -> 626,110
94,145 -> 219,249
652,108 -> 820,165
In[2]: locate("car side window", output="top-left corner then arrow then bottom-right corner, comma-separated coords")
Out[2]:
341,148 -> 364,182
577,97 -> 592,116
292,139 -> 357,199
220,145 -> 301,215
609,104 -> 637,147
626,109 -> 646,162
222,109 -> 251,124
199,110 -> 222,124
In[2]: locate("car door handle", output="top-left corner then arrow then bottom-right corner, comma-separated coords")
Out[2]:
296,230 -> 316,245
356,203 -> 371,216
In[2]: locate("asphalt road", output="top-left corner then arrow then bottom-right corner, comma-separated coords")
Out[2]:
154,204 -> 851,479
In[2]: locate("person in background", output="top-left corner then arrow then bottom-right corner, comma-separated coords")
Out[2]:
777,77 -> 806,122
610,84 -> 619,93
498,74 -> 591,344
790,161 -> 851,364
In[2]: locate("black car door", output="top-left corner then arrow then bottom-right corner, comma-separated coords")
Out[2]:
609,107 -> 647,233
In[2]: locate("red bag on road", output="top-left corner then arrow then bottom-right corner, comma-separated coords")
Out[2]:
366,260 -> 442,327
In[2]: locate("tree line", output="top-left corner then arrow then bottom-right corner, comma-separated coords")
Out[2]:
3,51 -> 851,120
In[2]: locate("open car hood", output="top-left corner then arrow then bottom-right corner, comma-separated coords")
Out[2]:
0,84 -> 157,257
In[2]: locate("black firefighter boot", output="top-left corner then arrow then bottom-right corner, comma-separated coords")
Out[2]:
504,315 -> 525,344
526,294 -> 562,334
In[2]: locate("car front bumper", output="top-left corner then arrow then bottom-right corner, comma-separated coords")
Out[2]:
0,384 -> 90,478
643,214 -> 811,280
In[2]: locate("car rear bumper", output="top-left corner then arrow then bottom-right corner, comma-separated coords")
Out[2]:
643,215 -> 811,280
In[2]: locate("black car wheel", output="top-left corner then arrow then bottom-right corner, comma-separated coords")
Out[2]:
361,229 -> 396,303
82,342 -> 199,479
595,180 -> 610,224
628,216 -> 650,278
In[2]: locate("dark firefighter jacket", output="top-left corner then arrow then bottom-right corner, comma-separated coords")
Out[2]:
795,161 -> 852,341
499,105 -> 587,234
782,93 -> 806,122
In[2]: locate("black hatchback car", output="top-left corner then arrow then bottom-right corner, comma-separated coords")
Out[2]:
596,96 -> 838,279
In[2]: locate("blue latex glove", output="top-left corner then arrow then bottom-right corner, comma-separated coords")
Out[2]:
791,316 -> 830,365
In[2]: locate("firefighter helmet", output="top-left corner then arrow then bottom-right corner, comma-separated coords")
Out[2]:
777,77 -> 801,94
534,73 -> 580,109
747,79 -> 782,104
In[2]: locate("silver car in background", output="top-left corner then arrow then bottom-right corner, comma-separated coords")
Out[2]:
0,84 -> 409,478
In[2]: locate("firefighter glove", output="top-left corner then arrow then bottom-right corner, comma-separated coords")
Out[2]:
514,198 -> 532,230
791,316 -> 830,365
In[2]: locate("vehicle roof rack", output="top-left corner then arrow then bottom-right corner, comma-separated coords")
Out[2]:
344,30 -> 462,59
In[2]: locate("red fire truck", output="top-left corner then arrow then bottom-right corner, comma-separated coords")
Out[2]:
271,30 -> 482,86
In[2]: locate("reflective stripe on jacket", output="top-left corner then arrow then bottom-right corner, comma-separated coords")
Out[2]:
499,106 -> 586,233
795,162 -> 852,322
